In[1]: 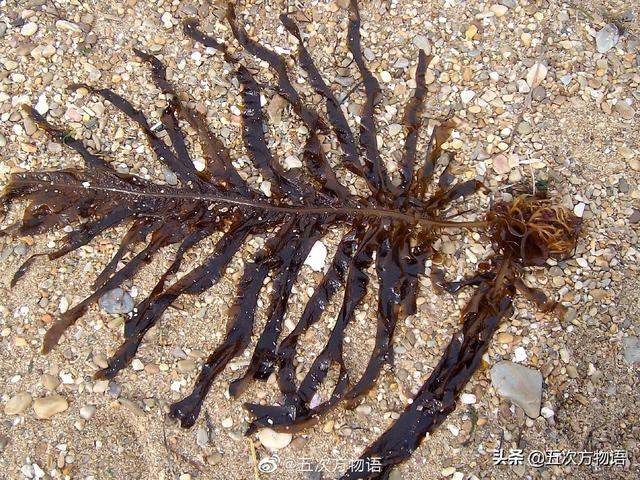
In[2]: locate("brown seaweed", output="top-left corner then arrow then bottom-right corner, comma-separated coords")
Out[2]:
1,1 -> 581,478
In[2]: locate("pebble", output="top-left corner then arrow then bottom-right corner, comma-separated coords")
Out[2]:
356,404 -> 372,415
4,392 -> 33,415
304,241 -> 327,272
492,154 -> 510,174
55,20 -> 82,33
573,202 -> 585,218
196,426 -> 209,447
256,428 -> 292,451
490,4 -> 508,17
413,35 -> 430,52
460,393 -> 476,404
595,24 -> 619,54
614,101 -> 635,120
221,417 -> 233,428
41,45 -> 56,59
98,288 -> 134,314
526,62 -> 547,88
622,337 -> 640,364
33,395 -> 69,419
20,22 -> 38,37
491,361 -> 542,417
132,359 -> 144,371
34,94 -> 49,115
79,404 -> 96,420
284,155 -> 302,169
42,373 -> 60,391
177,359 -> 197,373
460,89 -> 475,104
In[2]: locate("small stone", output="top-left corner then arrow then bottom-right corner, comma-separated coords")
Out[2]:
442,466 -> 456,476
41,45 -> 56,59
284,155 -> 302,169
257,428 -> 292,451
460,393 -> 476,404
491,4 -> 508,17
131,359 -> 144,371
98,288 -> 134,314
356,404 -> 372,415
21,23 -> 38,37
34,94 -> 49,115
614,101 -> 635,120
196,426 -> 209,447
460,89 -> 475,104
42,373 -> 60,391
622,337 -> 640,364
221,417 -> 233,428
79,405 -> 96,420
388,124 -> 403,136
491,361 -> 542,418
33,395 -> 69,419
497,332 -> 513,343
413,35 -> 430,53
55,20 -> 82,33
540,406 -> 554,418
573,203 -> 585,218
260,180 -> 272,197
595,24 -> 619,54
4,392 -> 33,415
177,359 -> 197,373
465,24 -> 478,41
514,346 -> 527,362
492,154 -> 510,174
380,71 -> 392,83
163,167 -> 178,185
304,241 -> 327,272
526,62 -> 547,88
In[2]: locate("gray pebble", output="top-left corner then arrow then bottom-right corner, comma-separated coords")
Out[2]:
595,24 -> 619,54
108,381 -> 122,398
622,336 -> 640,364
99,288 -> 134,314
491,361 -> 542,418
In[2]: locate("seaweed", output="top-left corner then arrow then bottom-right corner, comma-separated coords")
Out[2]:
0,1 -> 581,478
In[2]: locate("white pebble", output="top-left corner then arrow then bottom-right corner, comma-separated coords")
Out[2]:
573,202 -> 585,218
21,23 -> 38,37
304,241 -> 327,272
132,359 -> 144,371
80,404 -> 96,420
514,346 -> 527,362
460,393 -> 476,404
256,428 -> 292,451
460,90 -> 475,104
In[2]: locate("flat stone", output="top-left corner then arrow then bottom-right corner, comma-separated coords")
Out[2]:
413,35 -> 430,52
20,23 -> 38,37
460,89 -> 475,104
490,361 -> 542,417
4,392 -> 33,415
526,62 -> 547,88
257,428 -> 292,451
595,24 -> 619,54
79,404 -> 96,420
33,395 -> 69,419
98,288 -> 134,314
304,241 -> 327,272
622,336 -> 640,364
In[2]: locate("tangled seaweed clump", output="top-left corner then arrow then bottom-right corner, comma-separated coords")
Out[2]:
1,1 -> 581,478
